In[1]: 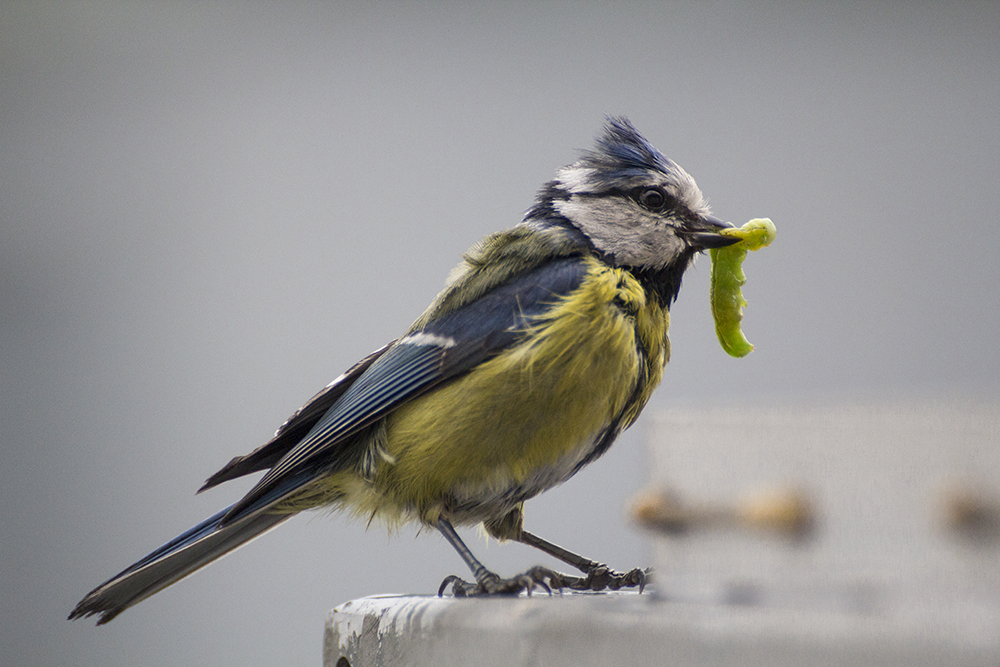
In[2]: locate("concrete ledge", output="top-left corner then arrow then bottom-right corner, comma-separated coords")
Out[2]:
326,401 -> 1000,666
324,590 -> 998,667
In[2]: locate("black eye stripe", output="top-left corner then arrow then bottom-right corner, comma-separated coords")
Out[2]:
574,187 -> 680,214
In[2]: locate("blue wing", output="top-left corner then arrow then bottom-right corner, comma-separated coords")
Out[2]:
221,256 -> 589,522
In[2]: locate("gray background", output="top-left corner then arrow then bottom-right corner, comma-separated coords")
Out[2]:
3,2 -> 998,665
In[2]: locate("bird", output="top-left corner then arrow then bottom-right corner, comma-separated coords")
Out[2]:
70,117 -> 739,625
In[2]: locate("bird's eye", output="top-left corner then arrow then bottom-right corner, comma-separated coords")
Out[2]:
637,187 -> 668,211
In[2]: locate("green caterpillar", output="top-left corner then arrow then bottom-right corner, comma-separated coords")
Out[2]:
709,218 -> 777,358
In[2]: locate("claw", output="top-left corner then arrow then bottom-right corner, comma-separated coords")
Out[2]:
437,574 -> 464,597
438,566 -> 560,597
637,568 -> 651,593
438,564 -> 652,597
522,566 -> 558,595
563,564 -> 653,593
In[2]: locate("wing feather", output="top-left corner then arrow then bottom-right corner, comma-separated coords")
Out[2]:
220,257 -> 589,524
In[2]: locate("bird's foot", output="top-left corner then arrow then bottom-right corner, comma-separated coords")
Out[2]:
556,564 -> 652,593
438,566 -> 564,597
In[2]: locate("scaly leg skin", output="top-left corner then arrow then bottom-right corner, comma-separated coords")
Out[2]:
435,519 -> 650,597
517,529 -> 651,593
436,519 -> 558,596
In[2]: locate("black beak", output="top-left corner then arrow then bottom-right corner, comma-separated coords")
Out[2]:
680,215 -> 741,250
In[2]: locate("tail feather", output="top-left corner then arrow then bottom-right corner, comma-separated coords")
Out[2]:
69,505 -> 290,625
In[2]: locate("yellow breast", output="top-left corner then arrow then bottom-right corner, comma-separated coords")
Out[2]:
371,257 -> 669,524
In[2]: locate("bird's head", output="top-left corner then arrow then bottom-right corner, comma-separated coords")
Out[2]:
526,117 -> 737,285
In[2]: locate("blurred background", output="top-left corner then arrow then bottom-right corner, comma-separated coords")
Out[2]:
2,1 -> 998,665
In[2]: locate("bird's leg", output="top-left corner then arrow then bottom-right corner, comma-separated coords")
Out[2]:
435,519 -> 555,597
516,529 -> 650,592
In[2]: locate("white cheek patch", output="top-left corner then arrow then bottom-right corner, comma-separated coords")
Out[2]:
554,197 -> 685,269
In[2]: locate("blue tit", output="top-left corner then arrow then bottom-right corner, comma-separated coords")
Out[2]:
70,117 -> 739,624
